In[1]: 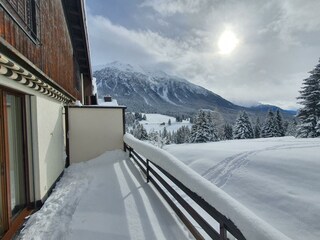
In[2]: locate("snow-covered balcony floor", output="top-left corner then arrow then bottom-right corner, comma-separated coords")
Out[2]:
19,150 -> 190,240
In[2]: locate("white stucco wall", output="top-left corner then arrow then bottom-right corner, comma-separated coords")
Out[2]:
34,97 -> 65,199
0,75 -> 65,200
68,107 -> 125,164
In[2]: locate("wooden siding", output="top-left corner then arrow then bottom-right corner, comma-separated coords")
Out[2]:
0,0 -> 84,100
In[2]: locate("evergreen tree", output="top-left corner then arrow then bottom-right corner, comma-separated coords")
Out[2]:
233,111 -> 254,139
167,131 -> 173,144
176,115 -> 182,122
261,111 -> 278,138
254,117 -> 261,138
211,110 -> 225,139
162,127 -> 170,145
283,121 -> 289,135
189,110 -> 219,143
168,119 -> 172,126
285,119 -> 298,136
134,112 -> 143,121
139,124 -> 148,140
296,59 -> 320,137
125,112 -> 135,126
176,126 -> 191,144
142,114 -> 147,120
171,130 -> 177,143
223,124 -> 233,140
189,115 -> 195,124
133,124 -> 148,140
148,130 -> 164,148
316,120 -> 320,136
275,109 -> 285,137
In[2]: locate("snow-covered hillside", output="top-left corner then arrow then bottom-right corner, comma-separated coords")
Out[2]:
94,61 -> 241,117
94,61 -> 295,122
165,137 -> 320,240
140,113 -> 192,133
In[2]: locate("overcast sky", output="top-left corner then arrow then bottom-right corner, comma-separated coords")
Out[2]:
85,0 -> 320,110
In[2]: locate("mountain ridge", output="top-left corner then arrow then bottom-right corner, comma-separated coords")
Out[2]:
94,61 -> 295,122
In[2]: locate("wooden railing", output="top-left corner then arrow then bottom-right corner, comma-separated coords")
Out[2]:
126,144 -> 245,240
124,134 -> 291,240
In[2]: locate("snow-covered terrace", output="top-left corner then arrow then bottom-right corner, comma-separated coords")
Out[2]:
19,134 -> 291,240
19,150 -> 189,239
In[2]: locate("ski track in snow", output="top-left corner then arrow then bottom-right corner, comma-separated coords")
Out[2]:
201,142 -> 320,188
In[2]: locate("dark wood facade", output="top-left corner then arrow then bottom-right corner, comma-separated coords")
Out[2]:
0,1 -> 92,238
0,0 -> 92,101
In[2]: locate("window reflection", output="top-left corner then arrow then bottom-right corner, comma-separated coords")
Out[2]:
6,94 -> 27,217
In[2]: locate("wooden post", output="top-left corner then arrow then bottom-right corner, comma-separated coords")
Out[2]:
128,147 -> 132,158
220,223 -> 227,240
146,159 -> 150,183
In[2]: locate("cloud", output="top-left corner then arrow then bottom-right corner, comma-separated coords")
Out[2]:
87,14 -> 190,67
86,0 -> 320,110
87,12 -> 216,70
258,0 -> 320,45
140,0 -> 205,16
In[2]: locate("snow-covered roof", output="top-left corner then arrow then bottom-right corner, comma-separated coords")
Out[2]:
97,98 -> 119,106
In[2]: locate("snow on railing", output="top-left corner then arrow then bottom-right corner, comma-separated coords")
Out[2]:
124,133 -> 291,240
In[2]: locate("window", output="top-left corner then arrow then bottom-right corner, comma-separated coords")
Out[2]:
0,87 -> 30,238
4,0 -> 40,41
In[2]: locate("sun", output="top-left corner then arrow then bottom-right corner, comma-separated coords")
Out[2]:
218,30 -> 239,55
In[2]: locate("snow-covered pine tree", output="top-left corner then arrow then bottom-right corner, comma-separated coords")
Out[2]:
125,112 -> 135,126
176,126 -> 190,144
223,124 -> 233,140
162,127 -> 170,145
275,109 -> 285,137
233,111 -> 254,139
261,110 -> 279,138
139,124 -> 148,140
148,129 -> 165,148
283,121 -> 289,135
211,110 -> 225,139
133,123 -> 148,140
263,112 -> 275,137
183,126 -> 191,142
142,114 -> 147,120
148,129 -> 158,143
171,130 -> 177,143
253,117 -> 261,138
167,131 -> 172,143
134,112 -> 143,121
176,127 -> 184,144
296,59 -> 320,138
316,120 -> 320,136
285,119 -> 298,136
189,109 -> 219,143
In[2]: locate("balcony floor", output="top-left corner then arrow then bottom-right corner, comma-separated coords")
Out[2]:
19,150 -> 190,240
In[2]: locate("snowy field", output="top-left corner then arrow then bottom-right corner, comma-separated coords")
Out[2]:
165,137 -> 320,240
19,150 -> 190,240
140,113 -> 192,133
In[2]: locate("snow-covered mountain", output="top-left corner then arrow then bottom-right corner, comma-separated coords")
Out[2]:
95,62 -> 240,114
94,62 -> 294,121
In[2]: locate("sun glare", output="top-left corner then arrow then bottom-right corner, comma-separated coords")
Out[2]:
218,30 -> 239,55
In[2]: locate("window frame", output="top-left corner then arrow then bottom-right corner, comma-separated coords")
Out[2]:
0,86 -> 32,239
0,0 -> 41,44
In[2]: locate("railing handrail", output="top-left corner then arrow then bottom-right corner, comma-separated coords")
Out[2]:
124,133 -> 291,240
